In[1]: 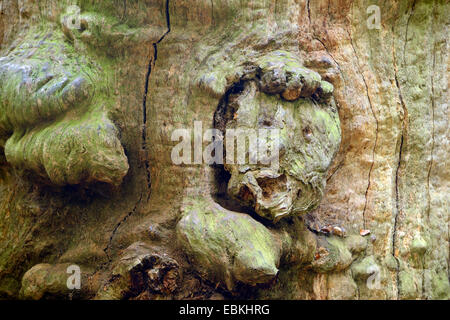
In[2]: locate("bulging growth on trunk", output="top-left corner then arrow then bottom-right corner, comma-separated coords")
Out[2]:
0,0 -> 448,300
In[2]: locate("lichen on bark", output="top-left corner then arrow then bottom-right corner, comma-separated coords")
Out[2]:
0,0 -> 448,300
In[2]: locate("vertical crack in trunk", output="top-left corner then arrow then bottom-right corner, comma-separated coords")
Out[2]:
393,133 -> 404,299
313,36 -> 347,88
403,0 -> 417,65
103,0 -> 172,263
142,0 -> 172,200
210,0 -> 215,26
306,0 -> 311,25
392,21 -> 408,300
347,27 -> 378,230
121,0 -> 127,21
426,25 -> 436,225
423,2 -> 437,298
326,159 -> 344,183
103,195 -> 143,262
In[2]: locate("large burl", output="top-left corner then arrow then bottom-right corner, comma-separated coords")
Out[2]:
177,51 -> 341,292
215,51 -> 341,222
0,19 -> 129,186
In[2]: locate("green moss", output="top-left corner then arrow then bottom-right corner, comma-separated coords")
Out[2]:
351,255 -> 378,280
19,263 -> 95,300
398,270 -> 419,299
429,271 -> 450,300
216,62 -> 340,221
19,263 -> 71,299
312,236 -> 353,273
319,80 -> 333,94
176,198 -> 281,291
345,235 -> 367,256
410,235 -> 427,255
0,276 -> 21,299
0,27 -> 128,186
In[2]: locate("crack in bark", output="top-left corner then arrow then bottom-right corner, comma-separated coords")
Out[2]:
103,195 -> 142,262
142,0 -> 172,200
327,159 -> 344,183
393,134 -> 403,298
392,21 -> 409,300
308,2 -> 348,94
426,31 -> 436,224
306,0 -> 311,25
347,29 -> 378,230
210,0 -> 215,26
403,0 -> 417,66
121,0 -> 127,21
423,2 -> 437,298
102,0 -> 172,264
313,36 -> 347,88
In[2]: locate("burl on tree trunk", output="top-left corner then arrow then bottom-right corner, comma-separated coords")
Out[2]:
0,0 -> 448,300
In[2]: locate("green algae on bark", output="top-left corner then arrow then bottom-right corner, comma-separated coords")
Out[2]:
214,54 -> 341,222
0,27 -> 129,186
176,198 -> 281,291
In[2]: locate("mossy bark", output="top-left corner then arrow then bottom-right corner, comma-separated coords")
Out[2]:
0,0 -> 448,300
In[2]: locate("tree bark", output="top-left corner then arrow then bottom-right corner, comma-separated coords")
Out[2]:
0,0 -> 448,300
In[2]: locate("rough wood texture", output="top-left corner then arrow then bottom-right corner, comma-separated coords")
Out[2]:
0,0 -> 448,300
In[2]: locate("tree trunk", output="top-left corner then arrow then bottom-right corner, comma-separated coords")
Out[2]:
0,0 -> 448,300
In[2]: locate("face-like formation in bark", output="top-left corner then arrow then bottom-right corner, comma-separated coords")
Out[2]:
215,51 -> 341,223
178,50 -> 341,290
1,0 -> 448,301
0,4 -> 338,205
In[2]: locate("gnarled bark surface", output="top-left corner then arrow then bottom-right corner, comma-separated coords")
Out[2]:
0,0 -> 448,300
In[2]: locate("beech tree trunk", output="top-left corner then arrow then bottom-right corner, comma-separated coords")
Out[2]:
0,0 -> 448,300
